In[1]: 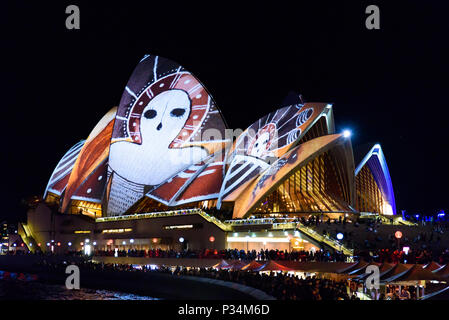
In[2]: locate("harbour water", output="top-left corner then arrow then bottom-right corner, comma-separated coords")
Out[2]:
0,281 -> 158,300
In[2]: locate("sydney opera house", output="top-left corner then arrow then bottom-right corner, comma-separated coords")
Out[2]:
21,55 -> 396,255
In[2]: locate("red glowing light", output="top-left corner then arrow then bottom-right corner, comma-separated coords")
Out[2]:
209,236 -> 215,243
395,231 -> 403,239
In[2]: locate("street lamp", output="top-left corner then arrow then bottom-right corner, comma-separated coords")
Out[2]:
395,231 -> 403,249
209,236 -> 215,250
336,233 -> 344,251
342,130 -> 352,138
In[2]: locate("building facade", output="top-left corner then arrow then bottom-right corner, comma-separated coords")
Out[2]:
23,54 -> 396,254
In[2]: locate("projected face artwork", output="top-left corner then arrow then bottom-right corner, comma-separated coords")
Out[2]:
109,89 -> 207,186
217,104 -> 321,208
107,55 -> 229,215
247,123 -> 276,159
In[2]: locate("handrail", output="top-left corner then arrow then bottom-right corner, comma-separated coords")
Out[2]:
197,211 -> 232,231
224,217 -> 297,226
95,209 -> 232,231
294,223 -> 354,256
95,210 -> 353,253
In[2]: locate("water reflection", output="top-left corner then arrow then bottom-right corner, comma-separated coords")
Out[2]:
0,281 -> 158,300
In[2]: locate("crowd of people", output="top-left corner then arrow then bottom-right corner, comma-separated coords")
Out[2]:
32,259 -> 354,300
304,214 -> 449,261
171,266 -> 354,300
12,250 -> 439,300
92,248 -> 347,262
358,247 -> 449,265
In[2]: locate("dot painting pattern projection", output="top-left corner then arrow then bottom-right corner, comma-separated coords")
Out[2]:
107,55 -> 230,216
217,103 -> 329,208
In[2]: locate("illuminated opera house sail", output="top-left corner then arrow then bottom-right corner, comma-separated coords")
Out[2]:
28,54 -> 397,254
355,144 -> 396,216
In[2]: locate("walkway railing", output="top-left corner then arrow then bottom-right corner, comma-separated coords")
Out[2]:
96,209 -> 231,231
294,223 -> 354,257
96,211 -> 353,254
226,218 -> 354,256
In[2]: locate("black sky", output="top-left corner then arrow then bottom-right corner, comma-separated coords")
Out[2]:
1,1 -> 448,221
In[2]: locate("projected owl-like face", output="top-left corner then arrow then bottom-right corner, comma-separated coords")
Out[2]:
249,131 -> 271,158
140,89 -> 191,146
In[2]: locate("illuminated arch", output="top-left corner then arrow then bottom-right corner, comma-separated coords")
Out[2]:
355,144 -> 396,215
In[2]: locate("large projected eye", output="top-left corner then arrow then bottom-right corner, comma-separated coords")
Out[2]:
143,109 -> 157,119
170,108 -> 186,118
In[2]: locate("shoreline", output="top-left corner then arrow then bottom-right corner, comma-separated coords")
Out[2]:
0,255 -> 273,300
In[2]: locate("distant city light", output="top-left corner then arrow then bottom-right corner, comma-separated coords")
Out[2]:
130,239 -> 134,243
336,233 -> 344,240
209,236 -> 215,243
68,242 -> 72,246
403,246 -> 410,254
342,130 -> 352,138
395,231 -> 403,239
179,237 -> 185,243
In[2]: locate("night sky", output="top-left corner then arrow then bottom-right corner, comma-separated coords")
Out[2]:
1,1 -> 448,221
